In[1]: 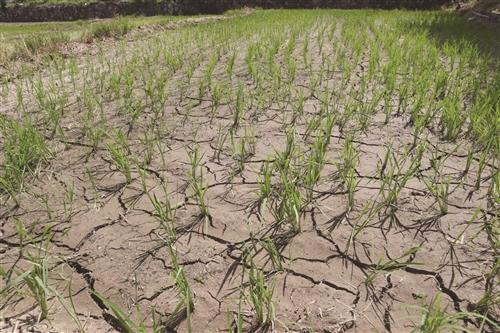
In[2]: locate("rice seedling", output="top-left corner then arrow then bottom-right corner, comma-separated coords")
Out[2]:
188,146 -> 211,225
166,245 -> 194,333
92,292 -> 164,333
412,294 -> 499,333
226,51 -> 236,81
242,260 -> 275,328
258,159 -> 273,209
365,246 -> 420,286
226,298 -> 244,333
140,168 -> 177,239
232,83 -> 245,130
337,135 -> 359,210
0,226 -> 53,321
270,174 -> 303,233
424,176 -> 451,215
107,131 -> 133,184
63,181 -> 75,218
212,125 -> 229,162
260,238 -> 284,271
230,129 -> 256,173
303,129 -> 328,202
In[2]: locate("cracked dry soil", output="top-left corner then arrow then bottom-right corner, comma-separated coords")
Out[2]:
1,9 -> 499,333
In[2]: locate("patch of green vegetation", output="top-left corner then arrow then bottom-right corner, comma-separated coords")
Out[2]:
0,15 -> 189,64
0,116 -> 49,196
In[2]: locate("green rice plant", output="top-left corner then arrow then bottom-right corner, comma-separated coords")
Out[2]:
245,44 -> 256,80
489,168 -> 500,206
292,91 -> 305,117
302,36 -> 309,69
243,261 -> 275,327
232,83 -> 245,130
468,92 -> 499,155
21,255 -> 50,320
368,39 -> 380,81
304,115 -> 320,141
377,144 -> 423,223
274,127 -> 296,175
226,298 -> 244,333
462,148 -> 474,177
475,150 -> 489,191
212,125 -> 229,162
1,225 -> 54,322
85,167 -> 100,205
0,117 -> 49,196
139,168 -> 177,240
439,94 -> 465,141
258,159 -> 273,209
260,238 -> 284,271
107,130 -> 133,184
303,130 -> 328,202
81,108 -> 107,151
230,129 -> 256,173
412,294 -> 499,333
166,245 -> 194,333
188,146 -> 210,223
203,50 -> 219,92
226,51 -> 236,81
33,79 -> 68,138
337,135 -> 359,210
271,174 -> 302,233
63,181 -> 75,219
285,56 -> 297,84
144,72 -> 168,118
92,292 -> 163,333
365,246 -> 420,286
140,129 -> 155,167
424,177 -> 450,215
472,289 -> 500,329
209,81 -> 224,119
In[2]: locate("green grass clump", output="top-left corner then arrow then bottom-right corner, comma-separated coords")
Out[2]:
0,117 -> 49,195
85,17 -> 131,40
10,32 -> 69,60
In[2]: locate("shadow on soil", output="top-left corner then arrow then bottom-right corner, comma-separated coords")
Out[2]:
399,12 -> 500,60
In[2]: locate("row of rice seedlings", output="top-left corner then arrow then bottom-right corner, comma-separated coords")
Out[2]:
95,170 -> 194,332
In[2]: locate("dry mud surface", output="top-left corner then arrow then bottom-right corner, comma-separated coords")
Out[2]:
0,10 -> 499,333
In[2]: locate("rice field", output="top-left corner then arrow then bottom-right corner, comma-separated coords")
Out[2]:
0,9 -> 499,333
